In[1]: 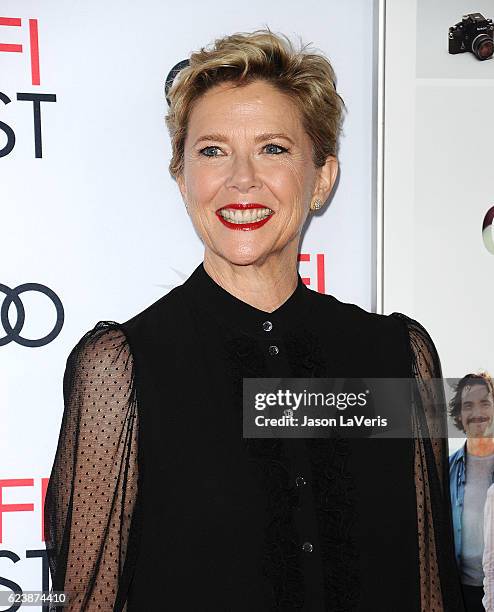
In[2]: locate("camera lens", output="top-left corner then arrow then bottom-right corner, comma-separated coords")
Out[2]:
472,33 -> 494,60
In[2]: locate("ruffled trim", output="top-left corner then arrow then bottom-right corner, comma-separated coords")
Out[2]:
283,327 -> 327,379
307,436 -> 360,610
223,333 -> 305,610
222,326 -> 361,611
285,325 -> 361,610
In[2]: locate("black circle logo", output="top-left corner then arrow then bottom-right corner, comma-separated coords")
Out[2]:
0,283 -> 64,347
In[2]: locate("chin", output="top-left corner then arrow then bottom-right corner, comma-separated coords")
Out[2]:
222,254 -> 265,267
217,246 -> 271,267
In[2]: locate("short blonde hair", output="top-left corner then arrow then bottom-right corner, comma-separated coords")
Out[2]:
165,28 -> 346,179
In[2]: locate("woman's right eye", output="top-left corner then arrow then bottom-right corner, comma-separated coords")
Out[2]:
199,146 -> 222,157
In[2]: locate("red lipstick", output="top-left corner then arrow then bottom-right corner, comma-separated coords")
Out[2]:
215,203 -> 274,231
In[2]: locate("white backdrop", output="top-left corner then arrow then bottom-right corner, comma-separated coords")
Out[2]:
383,0 -> 494,454
1,0 -> 379,604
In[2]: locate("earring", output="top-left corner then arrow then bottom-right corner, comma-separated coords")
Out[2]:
310,198 -> 323,211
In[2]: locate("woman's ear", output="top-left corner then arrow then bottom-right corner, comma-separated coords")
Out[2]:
314,156 -> 339,204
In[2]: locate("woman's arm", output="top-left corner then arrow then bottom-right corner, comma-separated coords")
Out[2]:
390,312 -> 465,612
483,485 -> 494,611
44,322 -> 139,611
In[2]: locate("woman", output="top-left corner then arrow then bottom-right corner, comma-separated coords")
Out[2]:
44,30 -> 464,611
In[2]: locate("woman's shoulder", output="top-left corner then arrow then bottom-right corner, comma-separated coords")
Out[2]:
65,284 -> 185,374
308,288 -> 434,340
122,282 -> 186,334
305,288 -> 440,376
63,321 -> 133,399
65,320 -> 129,368
305,287 -> 414,338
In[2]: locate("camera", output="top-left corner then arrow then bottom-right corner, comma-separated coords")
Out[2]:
449,13 -> 494,60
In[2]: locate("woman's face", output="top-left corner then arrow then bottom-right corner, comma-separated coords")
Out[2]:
176,79 -> 338,268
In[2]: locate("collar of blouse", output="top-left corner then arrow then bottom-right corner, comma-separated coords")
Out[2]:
181,261 -> 313,338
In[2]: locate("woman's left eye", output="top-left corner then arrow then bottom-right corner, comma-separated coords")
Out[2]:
264,143 -> 288,155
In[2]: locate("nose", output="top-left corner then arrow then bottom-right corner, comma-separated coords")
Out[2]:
225,152 -> 262,193
470,404 -> 488,421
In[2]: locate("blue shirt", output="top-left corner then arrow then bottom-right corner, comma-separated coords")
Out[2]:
449,441 -> 494,569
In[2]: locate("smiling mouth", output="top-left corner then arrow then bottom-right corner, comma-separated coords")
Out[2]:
216,204 -> 274,231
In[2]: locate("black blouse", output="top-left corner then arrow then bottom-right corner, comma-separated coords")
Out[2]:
44,262 -> 465,611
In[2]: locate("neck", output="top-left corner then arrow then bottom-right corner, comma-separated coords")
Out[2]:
466,437 -> 494,457
203,245 -> 299,313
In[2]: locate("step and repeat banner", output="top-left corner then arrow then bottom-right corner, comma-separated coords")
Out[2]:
1,0 -> 380,605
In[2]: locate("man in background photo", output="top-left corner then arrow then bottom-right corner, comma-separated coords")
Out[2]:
449,372 -> 494,612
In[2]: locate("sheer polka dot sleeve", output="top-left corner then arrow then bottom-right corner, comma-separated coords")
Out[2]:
390,313 -> 465,612
44,321 -> 139,611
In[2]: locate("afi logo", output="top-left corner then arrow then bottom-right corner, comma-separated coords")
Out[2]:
0,16 -> 56,158
298,253 -> 327,293
0,17 -> 40,85
0,478 -> 51,603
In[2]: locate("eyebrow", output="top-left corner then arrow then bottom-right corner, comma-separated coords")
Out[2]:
192,132 -> 296,147
463,397 -> 492,405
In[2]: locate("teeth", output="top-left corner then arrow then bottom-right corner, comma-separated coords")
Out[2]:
219,208 -> 273,224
